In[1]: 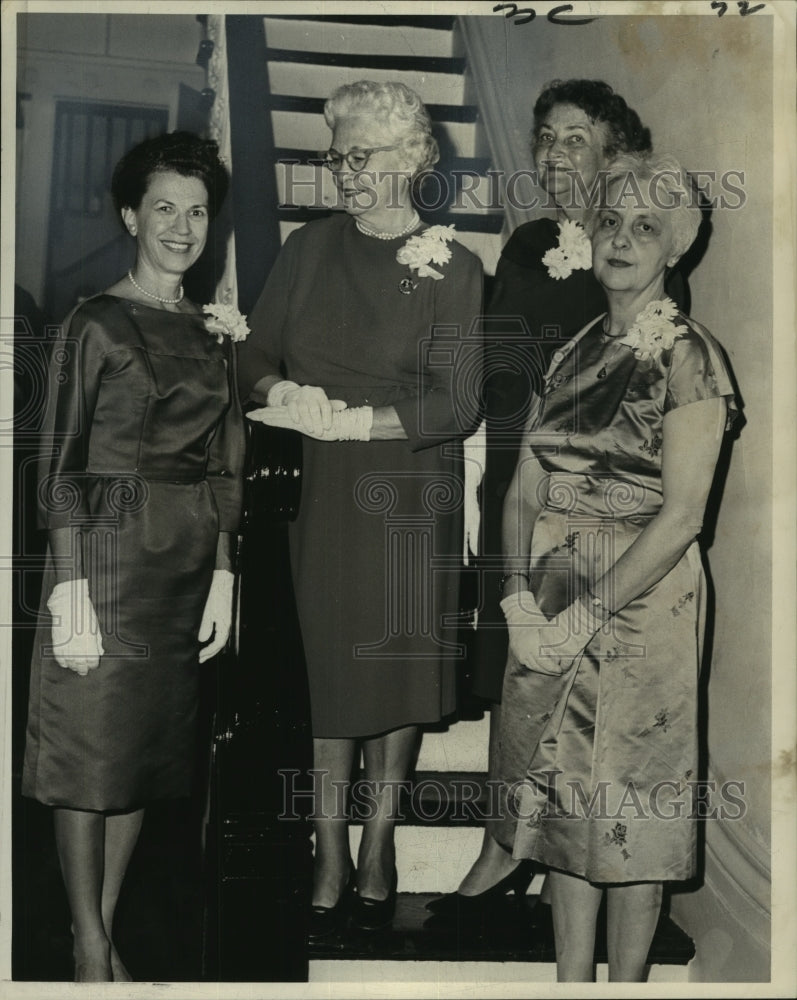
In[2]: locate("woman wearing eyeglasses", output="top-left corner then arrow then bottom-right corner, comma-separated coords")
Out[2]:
238,80 -> 483,937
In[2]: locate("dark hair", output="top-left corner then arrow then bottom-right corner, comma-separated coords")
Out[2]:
533,79 -> 652,158
111,131 -> 229,219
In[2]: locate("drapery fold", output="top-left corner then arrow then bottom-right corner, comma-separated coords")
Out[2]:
207,15 -> 239,310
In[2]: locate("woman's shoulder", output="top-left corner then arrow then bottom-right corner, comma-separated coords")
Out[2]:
283,212 -> 349,247
444,229 -> 483,271
501,218 -> 559,266
60,294 -> 130,337
674,313 -> 728,358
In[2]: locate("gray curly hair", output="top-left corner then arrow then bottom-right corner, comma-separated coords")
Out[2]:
323,80 -> 439,176
599,152 -> 702,258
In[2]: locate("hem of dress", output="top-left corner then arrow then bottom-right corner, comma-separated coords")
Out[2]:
20,786 -> 193,813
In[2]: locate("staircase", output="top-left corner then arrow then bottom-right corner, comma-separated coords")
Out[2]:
221,12 -> 695,986
262,13 -> 504,272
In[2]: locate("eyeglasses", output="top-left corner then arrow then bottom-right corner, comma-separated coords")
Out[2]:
321,146 -> 398,172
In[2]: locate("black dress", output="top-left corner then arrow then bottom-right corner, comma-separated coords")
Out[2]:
471,219 -> 608,701
238,215 -> 483,738
22,295 -> 245,811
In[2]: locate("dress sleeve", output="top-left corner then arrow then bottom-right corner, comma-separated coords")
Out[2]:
206,339 -> 246,532
37,304 -> 107,529
236,232 -> 299,401
392,242 -> 484,452
664,320 -> 739,430
482,254 -> 542,429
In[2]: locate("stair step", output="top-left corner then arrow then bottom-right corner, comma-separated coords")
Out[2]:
417,716 -> 490,773
310,959 -> 689,985
307,892 -> 695,967
347,825 -> 482,895
268,14 -> 458,31
264,16 -> 457,60
265,46 -> 466,76
267,61 -> 468,110
267,92 -> 479,125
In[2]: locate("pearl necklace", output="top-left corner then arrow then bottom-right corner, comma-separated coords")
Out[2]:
355,211 -> 420,241
127,270 -> 184,304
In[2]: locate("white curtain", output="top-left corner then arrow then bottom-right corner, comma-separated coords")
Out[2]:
458,16 -> 528,240
206,15 -> 239,309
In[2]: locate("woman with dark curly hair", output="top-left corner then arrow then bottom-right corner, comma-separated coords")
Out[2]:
22,131 -> 245,981
428,79 -> 687,923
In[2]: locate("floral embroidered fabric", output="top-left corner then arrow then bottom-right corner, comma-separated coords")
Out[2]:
490,313 -> 737,882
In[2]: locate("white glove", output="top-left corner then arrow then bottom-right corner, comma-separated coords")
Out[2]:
462,420 -> 486,565
500,590 -> 604,675
265,382 -> 347,436
266,380 -> 300,407
198,569 -> 235,663
247,404 -> 373,441
47,578 -> 104,676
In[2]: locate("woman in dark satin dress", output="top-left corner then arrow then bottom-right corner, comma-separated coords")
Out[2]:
22,132 -> 244,981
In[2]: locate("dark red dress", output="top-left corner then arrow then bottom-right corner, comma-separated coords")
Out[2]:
238,215 -> 483,738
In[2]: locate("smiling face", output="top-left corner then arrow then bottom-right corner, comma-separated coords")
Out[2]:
328,116 -> 414,218
592,188 -> 681,299
532,102 -> 610,203
121,170 -> 209,281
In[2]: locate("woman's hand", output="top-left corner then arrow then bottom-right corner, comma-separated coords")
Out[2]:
500,590 -> 558,674
500,591 -> 603,675
463,420 -> 487,563
198,569 -> 235,663
266,381 -> 347,437
247,404 -> 372,442
47,579 -> 105,675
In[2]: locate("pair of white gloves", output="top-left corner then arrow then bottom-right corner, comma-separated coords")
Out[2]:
500,588 -> 606,675
48,571 -> 235,675
246,381 -> 373,441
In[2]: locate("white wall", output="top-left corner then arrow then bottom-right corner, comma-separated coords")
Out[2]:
462,11 -> 772,981
15,13 -> 204,304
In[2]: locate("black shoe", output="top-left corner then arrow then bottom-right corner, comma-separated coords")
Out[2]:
424,860 -> 533,919
350,867 -> 398,931
308,864 -> 355,942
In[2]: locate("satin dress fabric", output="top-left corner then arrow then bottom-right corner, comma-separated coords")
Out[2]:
237,214 -> 483,739
490,313 -> 736,883
471,218 -> 688,702
22,295 -> 244,812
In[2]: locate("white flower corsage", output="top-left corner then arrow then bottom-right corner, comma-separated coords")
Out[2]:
396,224 -> 456,280
542,220 -> 592,280
618,298 -> 687,362
202,302 -> 251,343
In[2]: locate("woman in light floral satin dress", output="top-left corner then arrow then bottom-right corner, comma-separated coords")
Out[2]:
495,153 -> 737,981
